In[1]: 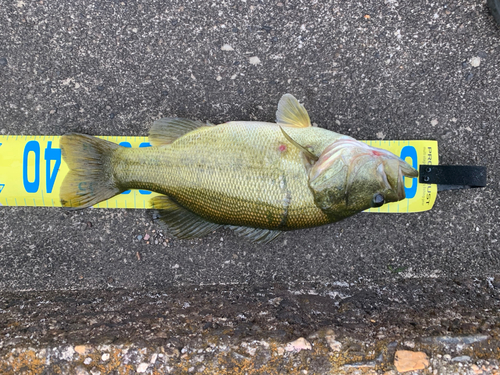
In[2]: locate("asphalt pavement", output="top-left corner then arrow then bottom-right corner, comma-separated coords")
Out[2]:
0,0 -> 499,292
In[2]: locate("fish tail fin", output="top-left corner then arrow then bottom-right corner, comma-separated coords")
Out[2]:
60,133 -> 123,209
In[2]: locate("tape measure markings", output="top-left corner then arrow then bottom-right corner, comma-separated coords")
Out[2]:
0,135 -> 439,212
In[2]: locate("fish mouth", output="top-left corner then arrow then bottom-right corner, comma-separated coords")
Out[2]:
399,162 -> 419,178
393,161 -> 419,200
377,150 -> 418,201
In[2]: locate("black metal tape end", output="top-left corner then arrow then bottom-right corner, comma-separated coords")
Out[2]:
419,165 -> 487,191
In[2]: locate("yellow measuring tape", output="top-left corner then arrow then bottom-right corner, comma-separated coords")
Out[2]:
0,135 -> 438,212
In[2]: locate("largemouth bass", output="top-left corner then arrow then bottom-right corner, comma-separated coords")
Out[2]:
60,94 -> 418,243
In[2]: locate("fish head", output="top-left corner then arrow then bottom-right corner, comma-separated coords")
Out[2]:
308,138 -> 418,218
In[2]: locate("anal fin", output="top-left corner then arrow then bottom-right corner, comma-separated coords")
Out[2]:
227,225 -> 282,244
151,196 -> 220,239
149,117 -> 211,146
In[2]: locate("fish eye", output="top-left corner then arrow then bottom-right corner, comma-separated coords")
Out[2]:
371,193 -> 385,207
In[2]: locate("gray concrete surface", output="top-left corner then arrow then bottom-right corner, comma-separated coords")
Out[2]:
1,0 -> 499,292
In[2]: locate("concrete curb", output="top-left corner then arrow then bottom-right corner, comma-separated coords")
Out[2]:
1,278 -> 499,374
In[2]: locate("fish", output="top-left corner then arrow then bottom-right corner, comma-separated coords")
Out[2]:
60,94 -> 418,243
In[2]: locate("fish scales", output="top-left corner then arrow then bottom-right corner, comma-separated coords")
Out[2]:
113,122 -> 341,230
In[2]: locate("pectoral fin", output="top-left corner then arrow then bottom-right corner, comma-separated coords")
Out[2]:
276,94 -> 311,128
151,196 -> 220,239
279,126 -> 319,165
149,118 -> 211,146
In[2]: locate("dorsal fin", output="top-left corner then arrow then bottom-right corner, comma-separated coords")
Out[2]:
151,196 -> 221,239
148,117 -> 209,146
276,94 -> 311,128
